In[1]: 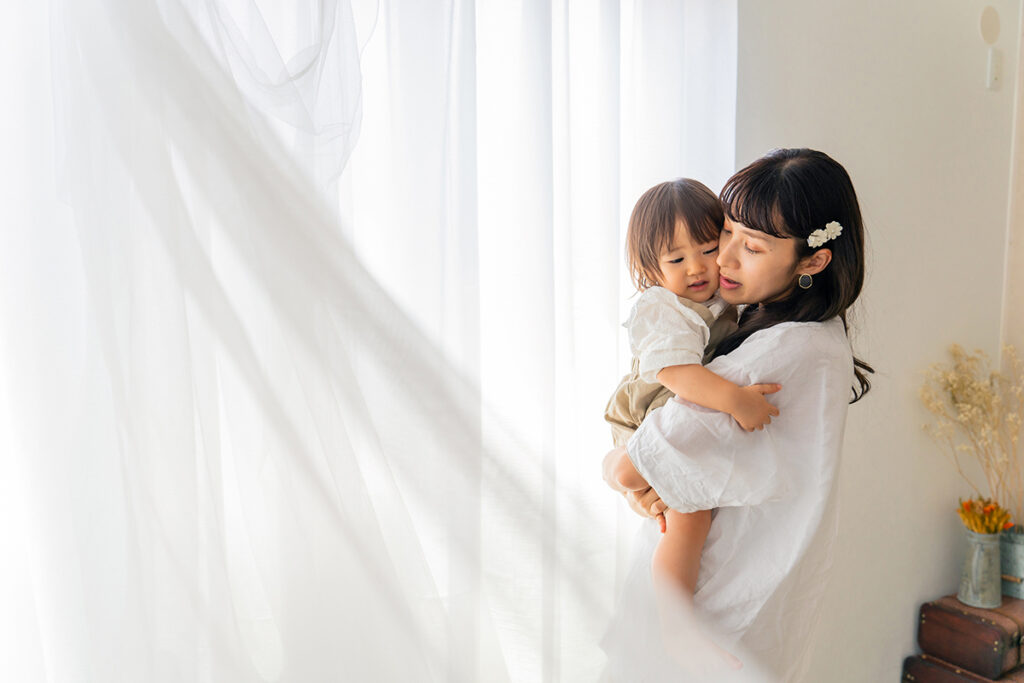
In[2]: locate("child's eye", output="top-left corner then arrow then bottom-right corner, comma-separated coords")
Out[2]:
668,257 -> 684,264
702,246 -> 719,256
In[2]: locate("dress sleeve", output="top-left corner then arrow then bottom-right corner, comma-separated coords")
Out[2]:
625,401 -> 791,513
625,325 -> 852,513
626,288 -> 709,383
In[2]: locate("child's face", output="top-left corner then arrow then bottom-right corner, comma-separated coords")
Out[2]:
655,220 -> 720,302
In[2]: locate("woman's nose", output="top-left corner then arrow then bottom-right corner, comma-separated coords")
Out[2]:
717,237 -> 736,268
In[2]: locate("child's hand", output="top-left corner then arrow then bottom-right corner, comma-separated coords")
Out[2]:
730,383 -> 781,432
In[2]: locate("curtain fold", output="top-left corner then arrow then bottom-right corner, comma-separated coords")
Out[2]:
2,0 -> 738,680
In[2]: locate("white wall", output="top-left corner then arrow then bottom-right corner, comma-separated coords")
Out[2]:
735,1 -> 1021,680
1003,21 -> 1024,352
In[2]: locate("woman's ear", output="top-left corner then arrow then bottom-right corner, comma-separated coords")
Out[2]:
798,248 -> 832,276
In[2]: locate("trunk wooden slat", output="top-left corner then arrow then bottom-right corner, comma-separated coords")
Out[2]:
903,654 -> 1024,681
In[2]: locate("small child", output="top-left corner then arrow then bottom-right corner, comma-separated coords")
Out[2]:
603,178 -> 781,600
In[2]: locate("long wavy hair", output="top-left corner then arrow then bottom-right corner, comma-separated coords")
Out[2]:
711,148 -> 874,402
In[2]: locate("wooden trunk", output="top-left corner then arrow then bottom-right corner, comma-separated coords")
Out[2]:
903,654 -> 1024,681
918,595 -> 1024,679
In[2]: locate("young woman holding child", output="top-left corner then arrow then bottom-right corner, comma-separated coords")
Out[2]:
601,148 -> 872,681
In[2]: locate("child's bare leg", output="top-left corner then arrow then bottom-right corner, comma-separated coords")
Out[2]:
652,509 -> 743,673
652,509 -> 711,596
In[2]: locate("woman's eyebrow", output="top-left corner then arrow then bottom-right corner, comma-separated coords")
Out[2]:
732,226 -> 771,242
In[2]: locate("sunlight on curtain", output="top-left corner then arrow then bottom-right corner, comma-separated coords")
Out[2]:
1,0 -> 738,681
341,4 -> 736,676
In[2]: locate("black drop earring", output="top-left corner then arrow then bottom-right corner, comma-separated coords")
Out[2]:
798,273 -> 813,290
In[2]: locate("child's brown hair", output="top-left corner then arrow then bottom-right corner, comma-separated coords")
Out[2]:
625,178 -> 724,291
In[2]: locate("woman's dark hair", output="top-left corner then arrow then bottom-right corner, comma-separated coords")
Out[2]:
625,178 -> 724,291
711,148 -> 874,402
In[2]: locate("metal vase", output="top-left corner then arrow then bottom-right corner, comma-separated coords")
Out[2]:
1002,528 -> 1024,599
958,529 -> 1002,609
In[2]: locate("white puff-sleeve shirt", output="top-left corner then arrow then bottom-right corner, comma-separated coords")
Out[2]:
626,287 -> 730,383
603,317 -> 855,681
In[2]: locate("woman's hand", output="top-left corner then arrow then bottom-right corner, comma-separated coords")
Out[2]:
628,486 -> 668,518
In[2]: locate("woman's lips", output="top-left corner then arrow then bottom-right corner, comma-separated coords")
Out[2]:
719,275 -> 740,290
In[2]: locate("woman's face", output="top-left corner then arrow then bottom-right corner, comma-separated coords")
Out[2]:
716,217 -> 801,305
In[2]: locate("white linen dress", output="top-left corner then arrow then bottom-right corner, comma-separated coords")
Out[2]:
601,316 -> 855,682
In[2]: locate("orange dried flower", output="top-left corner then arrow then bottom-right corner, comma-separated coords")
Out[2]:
1005,522 -> 1015,530
984,504 -> 996,514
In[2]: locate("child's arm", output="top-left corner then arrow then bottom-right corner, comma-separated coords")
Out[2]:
656,364 -> 781,432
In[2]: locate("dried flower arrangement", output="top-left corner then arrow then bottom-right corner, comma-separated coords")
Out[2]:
920,345 -> 1024,532
959,498 -> 1013,534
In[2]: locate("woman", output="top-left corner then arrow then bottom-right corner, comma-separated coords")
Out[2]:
601,148 -> 872,682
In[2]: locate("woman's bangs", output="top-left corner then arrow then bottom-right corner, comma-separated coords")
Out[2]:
720,175 -> 788,239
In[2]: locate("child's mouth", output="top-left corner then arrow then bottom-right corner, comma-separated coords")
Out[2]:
689,280 -> 708,290
719,276 -> 740,290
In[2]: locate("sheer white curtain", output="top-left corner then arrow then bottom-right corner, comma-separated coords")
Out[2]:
342,5 -> 736,678
1,0 -> 736,681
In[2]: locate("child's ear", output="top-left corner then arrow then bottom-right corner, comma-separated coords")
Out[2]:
798,248 -> 832,276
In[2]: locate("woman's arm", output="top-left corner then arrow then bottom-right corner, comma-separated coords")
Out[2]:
656,364 -> 781,431
629,325 -> 853,513
628,395 -> 792,514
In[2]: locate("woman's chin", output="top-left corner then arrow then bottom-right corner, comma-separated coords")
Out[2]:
718,287 -> 745,305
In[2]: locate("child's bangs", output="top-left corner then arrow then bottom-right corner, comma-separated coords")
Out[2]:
679,207 -> 722,245
720,172 -> 790,239
672,185 -> 723,245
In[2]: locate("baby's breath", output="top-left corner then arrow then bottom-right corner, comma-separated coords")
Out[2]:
921,345 -> 1024,527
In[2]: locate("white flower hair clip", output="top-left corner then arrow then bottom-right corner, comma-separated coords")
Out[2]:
807,221 -> 843,248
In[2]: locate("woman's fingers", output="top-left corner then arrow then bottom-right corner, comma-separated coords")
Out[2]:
631,486 -> 667,516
